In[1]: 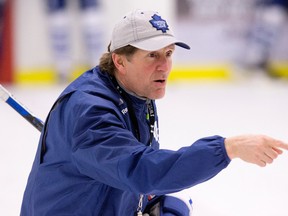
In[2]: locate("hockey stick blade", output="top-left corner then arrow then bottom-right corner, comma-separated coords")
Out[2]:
0,84 -> 44,132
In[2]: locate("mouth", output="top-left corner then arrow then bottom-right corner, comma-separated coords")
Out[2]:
154,79 -> 166,83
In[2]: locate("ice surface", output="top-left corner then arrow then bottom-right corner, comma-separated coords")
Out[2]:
1,77 -> 288,215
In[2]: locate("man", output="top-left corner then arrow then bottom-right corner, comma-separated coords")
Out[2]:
240,0 -> 288,74
45,0 -> 104,81
20,9 -> 288,215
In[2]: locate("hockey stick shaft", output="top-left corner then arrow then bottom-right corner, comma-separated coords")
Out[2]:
0,84 -> 44,132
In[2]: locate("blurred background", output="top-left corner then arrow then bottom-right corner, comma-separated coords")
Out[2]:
0,0 -> 287,84
0,0 -> 288,215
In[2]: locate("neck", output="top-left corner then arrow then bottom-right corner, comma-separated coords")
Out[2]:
114,76 -> 147,101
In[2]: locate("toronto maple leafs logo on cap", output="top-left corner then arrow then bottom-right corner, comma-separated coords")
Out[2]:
149,14 -> 169,33
110,10 -> 190,52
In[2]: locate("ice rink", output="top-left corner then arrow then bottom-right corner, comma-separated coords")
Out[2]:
1,75 -> 288,215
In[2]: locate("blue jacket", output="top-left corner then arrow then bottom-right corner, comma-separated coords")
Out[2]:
21,66 -> 230,215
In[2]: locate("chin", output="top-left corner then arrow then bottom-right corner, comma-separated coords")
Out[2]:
151,92 -> 166,100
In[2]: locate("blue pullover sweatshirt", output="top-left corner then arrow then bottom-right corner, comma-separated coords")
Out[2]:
20,66 -> 230,215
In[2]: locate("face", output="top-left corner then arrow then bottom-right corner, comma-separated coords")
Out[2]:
113,44 -> 175,100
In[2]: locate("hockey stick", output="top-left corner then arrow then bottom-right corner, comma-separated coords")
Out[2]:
0,84 -> 44,132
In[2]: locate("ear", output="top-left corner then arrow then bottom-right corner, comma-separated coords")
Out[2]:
112,53 -> 126,74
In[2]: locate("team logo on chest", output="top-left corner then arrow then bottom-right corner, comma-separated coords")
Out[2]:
153,120 -> 159,142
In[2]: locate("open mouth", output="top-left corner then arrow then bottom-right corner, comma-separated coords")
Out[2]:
154,79 -> 165,83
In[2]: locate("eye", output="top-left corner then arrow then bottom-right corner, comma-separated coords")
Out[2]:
166,50 -> 173,57
148,52 -> 157,58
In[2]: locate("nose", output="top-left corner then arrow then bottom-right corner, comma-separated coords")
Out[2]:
157,56 -> 171,72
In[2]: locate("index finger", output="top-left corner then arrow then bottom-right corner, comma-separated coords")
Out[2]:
273,139 -> 288,150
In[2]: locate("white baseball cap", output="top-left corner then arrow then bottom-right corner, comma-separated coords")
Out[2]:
110,10 -> 190,52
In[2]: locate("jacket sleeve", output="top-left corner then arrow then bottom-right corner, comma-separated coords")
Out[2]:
69,94 -> 231,195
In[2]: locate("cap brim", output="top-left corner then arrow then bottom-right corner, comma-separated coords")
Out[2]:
129,35 -> 190,51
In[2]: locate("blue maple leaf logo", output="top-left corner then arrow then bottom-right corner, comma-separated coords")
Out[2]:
149,14 -> 169,33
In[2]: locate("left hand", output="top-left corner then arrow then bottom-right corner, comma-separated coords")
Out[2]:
224,134 -> 288,167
